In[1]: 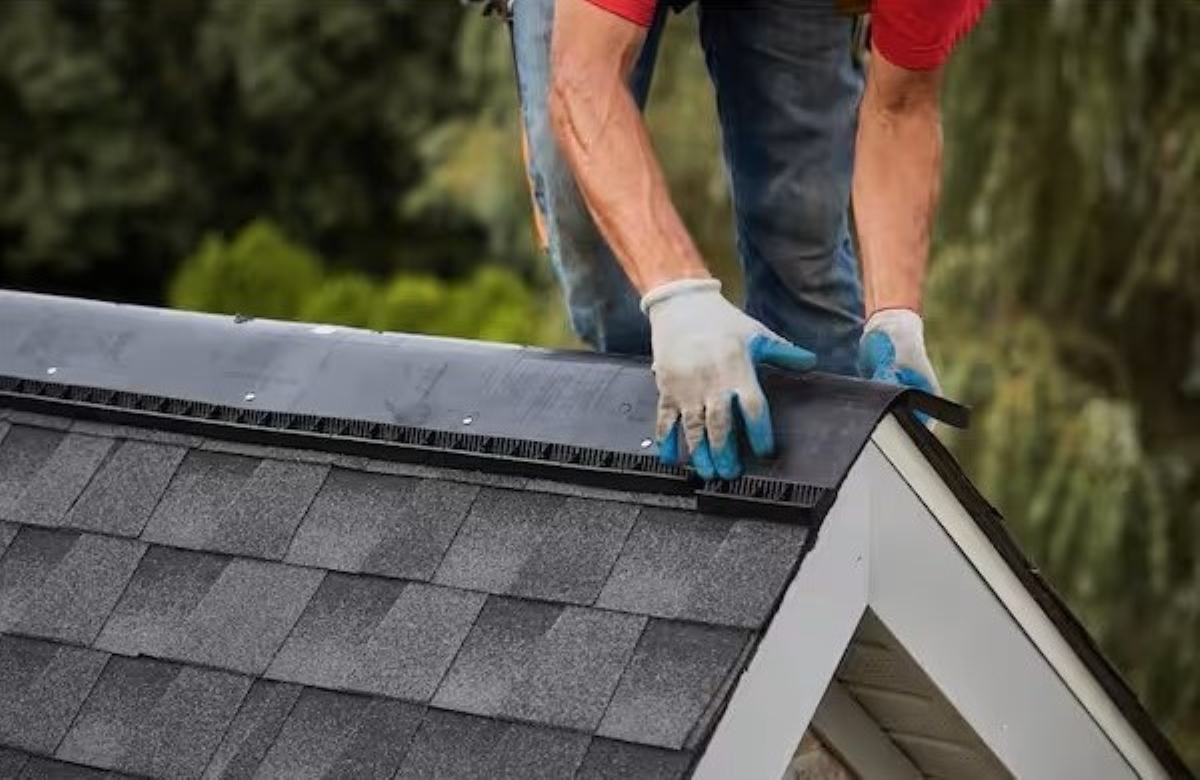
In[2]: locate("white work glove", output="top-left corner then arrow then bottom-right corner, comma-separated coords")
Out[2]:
642,279 -> 817,480
858,308 -> 941,422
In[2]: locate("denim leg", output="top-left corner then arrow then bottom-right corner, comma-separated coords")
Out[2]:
698,0 -> 865,377
513,0 -> 667,356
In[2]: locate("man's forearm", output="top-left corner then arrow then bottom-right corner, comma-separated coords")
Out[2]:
548,0 -> 709,295
852,49 -> 943,315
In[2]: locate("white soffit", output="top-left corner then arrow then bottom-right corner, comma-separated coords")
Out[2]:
811,680 -> 923,779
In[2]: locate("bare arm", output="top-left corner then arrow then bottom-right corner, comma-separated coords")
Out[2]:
852,47 -> 944,315
548,0 -> 710,294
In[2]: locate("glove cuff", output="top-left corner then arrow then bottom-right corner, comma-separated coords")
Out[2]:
863,307 -> 924,341
640,278 -> 722,316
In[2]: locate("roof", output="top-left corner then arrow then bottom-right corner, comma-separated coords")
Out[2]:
0,409 -> 800,778
0,291 -> 1188,779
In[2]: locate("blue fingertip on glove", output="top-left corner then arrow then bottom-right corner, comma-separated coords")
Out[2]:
859,330 -> 936,423
658,334 -> 816,480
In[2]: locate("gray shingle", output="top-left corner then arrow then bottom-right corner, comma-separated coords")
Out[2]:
435,490 -> 563,593
13,434 -> 113,527
285,471 -> 477,580
0,521 -> 16,556
141,451 -> 256,548
0,748 -> 29,777
143,452 -> 327,559
575,740 -> 691,780
201,681 -> 302,780
435,599 -> 645,733
70,419 -> 203,448
343,582 -> 483,700
63,441 -> 187,537
0,636 -> 108,754
597,510 -> 807,628
435,490 -> 637,605
172,559 -> 323,674
394,710 -> 589,780
509,498 -> 638,604
268,576 -> 484,701
210,460 -> 328,559
504,607 -> 645,732
361,479 -> 480,580
519,480 -> 696,511
433,597 -> 561,718
0,528 -> 145,643
4,411 -> 73,431
56,656 -> 251,780
95,546 -> 228,658
199,438 -> 337,464
596,509 -> 729,618
254,689 -> 424,780
1,429 -> 113,526
681,521 -> 808,627
19,757 -> 135,779
267,574 -> 405,691
598,620 -> 750,749
0,427 -> 62,516
97,549 -> 322,674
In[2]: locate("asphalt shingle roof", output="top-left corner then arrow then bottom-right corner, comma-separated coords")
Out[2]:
0,414 -> 811,778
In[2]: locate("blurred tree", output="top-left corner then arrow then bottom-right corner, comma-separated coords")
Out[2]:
0,0 -> 496,303
170,220 -> 565,346
169,219 -> 322,320
300,273 -> 378,329
933,0 -> 1200,764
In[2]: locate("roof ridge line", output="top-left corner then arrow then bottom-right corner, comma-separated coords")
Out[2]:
0,375 -> 831,524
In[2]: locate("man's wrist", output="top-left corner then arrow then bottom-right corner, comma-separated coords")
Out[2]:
640,277 -> 722,315
638,266 -> 713,297
863,307 -> 924,335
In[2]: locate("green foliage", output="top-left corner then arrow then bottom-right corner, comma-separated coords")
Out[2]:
299,274 -> 378,329
0,0 -> 500,302
375,274 -> 449,335
170,221 -> 562,347
169,220 -> 322,319
935,1 -> 1200,763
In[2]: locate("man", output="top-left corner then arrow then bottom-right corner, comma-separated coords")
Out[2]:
513,0 -> 986,479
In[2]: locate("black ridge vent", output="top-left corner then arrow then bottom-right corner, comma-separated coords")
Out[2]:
0,375 -> 830,524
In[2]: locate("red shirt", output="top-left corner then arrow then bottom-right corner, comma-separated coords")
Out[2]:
583,0 -> 988,71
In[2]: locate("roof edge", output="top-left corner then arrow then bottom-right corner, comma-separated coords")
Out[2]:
0,290 -> 967,523
880,413 -> 1190,778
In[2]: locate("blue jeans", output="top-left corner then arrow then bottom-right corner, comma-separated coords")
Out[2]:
514,0 -> 865,376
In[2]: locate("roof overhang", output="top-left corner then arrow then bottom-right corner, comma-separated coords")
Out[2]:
695,416 -> 1182,778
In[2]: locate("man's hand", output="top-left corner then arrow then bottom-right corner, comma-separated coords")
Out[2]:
858,309 -> 940,422
643,279 -> 817,480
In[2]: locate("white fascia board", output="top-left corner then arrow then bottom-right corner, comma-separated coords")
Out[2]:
870,416 -> 1167,779
691,464 -> 872,780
